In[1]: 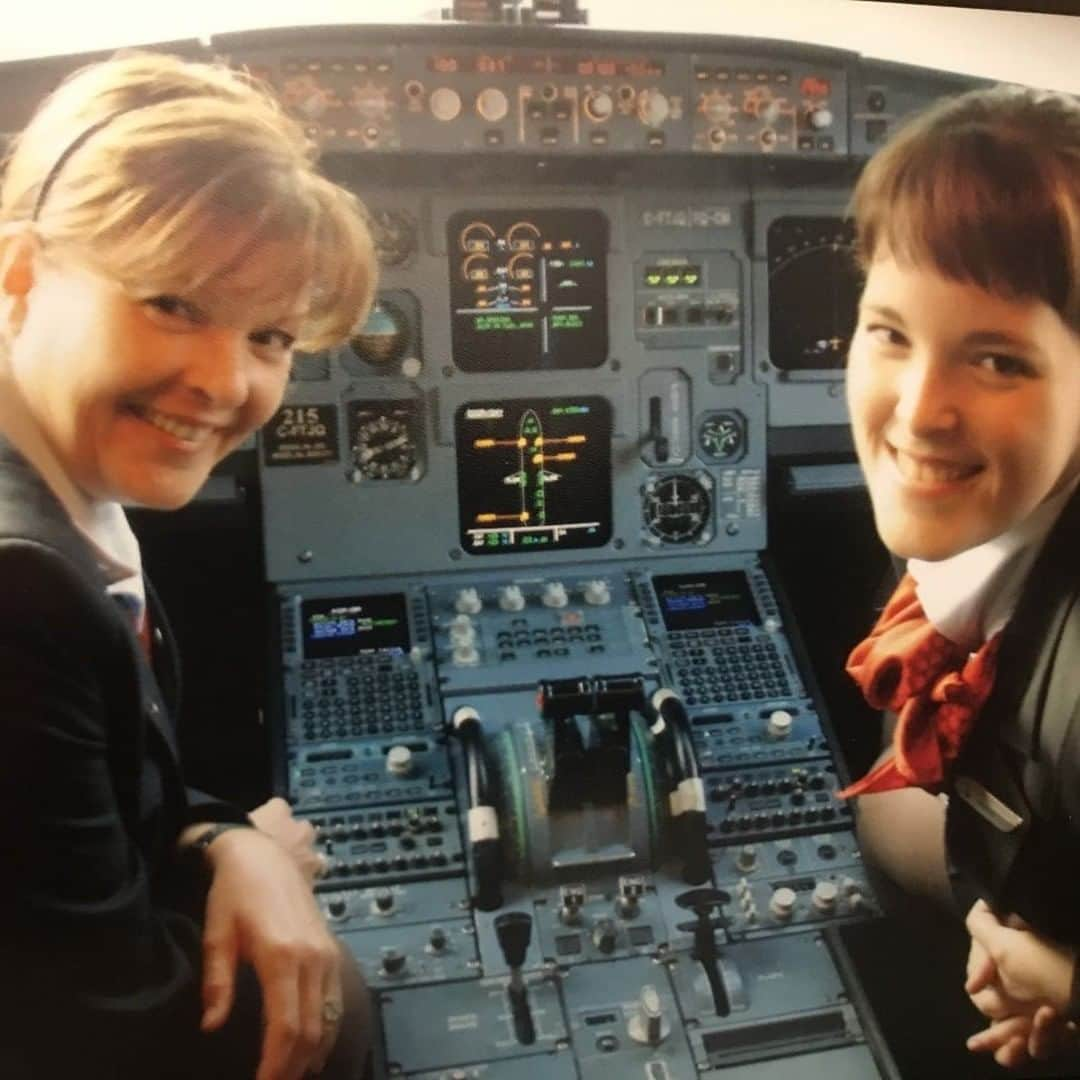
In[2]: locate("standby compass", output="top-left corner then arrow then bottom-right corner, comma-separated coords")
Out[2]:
698,411 -> 746,463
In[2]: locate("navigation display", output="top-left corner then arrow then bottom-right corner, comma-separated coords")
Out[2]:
456,397 -> 612,554
653,572 -> 761,631
447,209 -> 608,372
301,593 -> 410,659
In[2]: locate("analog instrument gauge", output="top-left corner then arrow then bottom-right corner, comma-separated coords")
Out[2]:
767,216 -> 860,371
698,411 -> 746,463
642,473 -> 712,544
347,402 -> 422,482
367,209 -> 418,268
349,300 -> 408,366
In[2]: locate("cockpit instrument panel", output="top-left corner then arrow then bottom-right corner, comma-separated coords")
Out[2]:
300,593 -> 411,659
456,396 -> 612,554
448,209 -> 608,371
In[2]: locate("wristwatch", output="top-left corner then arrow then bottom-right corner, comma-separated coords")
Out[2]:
188,820 -> 254,859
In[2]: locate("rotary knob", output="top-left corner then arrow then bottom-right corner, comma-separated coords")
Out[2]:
582,579 -> 611,606
542,581 -> 568,608
475,86 -> 509,123
592,919 -> 618,954
448,618 -> 476,647
452,642 -> 480,666
386,745 -> 414,778
429,926 -> 448,952
807,105 -> 834,129
583,89 -> 614,122
429,86 -> 462,122
766,709 -> 793,740
812,880 -> 839,913
454,587 -> 482,614
769,886 -> 797,922
372,888 -> 396,915
735,844 -> 757,873
380,946 -> 407,975
637,89 -> 670,127
700,90 -> 733,126
498,584 -> 526,612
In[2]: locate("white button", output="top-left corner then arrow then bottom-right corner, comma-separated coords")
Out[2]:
582,579 -> 611,605
769,886 -> 796,921
542,581 -> 568,608
386,745 -> 414,777
454,587 -> 482,614
812,880 -> 839,912
498,584 -> 525,612
766,709 -> 793,740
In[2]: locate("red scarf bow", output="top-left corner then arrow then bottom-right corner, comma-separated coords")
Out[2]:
838,573 -> 1001,798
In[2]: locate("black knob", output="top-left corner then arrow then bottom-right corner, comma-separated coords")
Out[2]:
494,911 -> 533,970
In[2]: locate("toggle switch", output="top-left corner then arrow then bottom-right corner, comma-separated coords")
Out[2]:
627,984 -> 670,1046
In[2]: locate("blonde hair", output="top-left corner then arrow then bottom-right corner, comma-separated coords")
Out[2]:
850,84 -> 1080,335
0,50 -> 376,350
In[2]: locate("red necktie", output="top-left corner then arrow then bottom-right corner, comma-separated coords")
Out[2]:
837,573 -> 1001,798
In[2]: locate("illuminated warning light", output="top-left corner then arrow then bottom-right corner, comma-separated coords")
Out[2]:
466,239 -> 490,252
468,267 -> 489,281
542,241 -> 554,250
519,282 -> 533,292
801,75 -> 831,98
559,240 -> 574,249
683,272 -> 700,285
645,272 -> 662,286
476,299 -> 490,307
664,272 -> 681,285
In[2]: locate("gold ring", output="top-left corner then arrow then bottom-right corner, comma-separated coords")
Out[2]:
322,999 -> 343,1026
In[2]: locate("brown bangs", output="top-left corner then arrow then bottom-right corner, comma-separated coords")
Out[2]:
851,87 -> 1080,331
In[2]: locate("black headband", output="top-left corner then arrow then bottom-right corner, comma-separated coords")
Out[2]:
31,109 -> 130,222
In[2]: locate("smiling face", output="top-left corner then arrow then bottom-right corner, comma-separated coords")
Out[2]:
2,237 -> 299,509
846,253 -> 1080,561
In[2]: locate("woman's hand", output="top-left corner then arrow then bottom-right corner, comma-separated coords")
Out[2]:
249,796 -> 326,884
964,900 -> 1079,1068
198,828 -> 342,1080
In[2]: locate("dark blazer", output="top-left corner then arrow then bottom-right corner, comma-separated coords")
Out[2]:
948,483 -> 1080,944
0,436 -> 249,1076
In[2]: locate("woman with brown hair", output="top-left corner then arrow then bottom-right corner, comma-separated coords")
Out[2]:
843,84 -> 1080,1069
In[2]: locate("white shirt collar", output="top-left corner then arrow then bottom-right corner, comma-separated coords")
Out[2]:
0,364 -> 144,618
908,477 -> 1079,650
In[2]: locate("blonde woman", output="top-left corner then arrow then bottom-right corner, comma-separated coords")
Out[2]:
0,52 -> 377,1079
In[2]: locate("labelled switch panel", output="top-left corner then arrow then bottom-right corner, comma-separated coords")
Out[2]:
288,734 -> 454,810
306,799 -> 466,888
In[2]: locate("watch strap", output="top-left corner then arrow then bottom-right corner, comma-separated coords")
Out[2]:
189,820 -> 254,858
